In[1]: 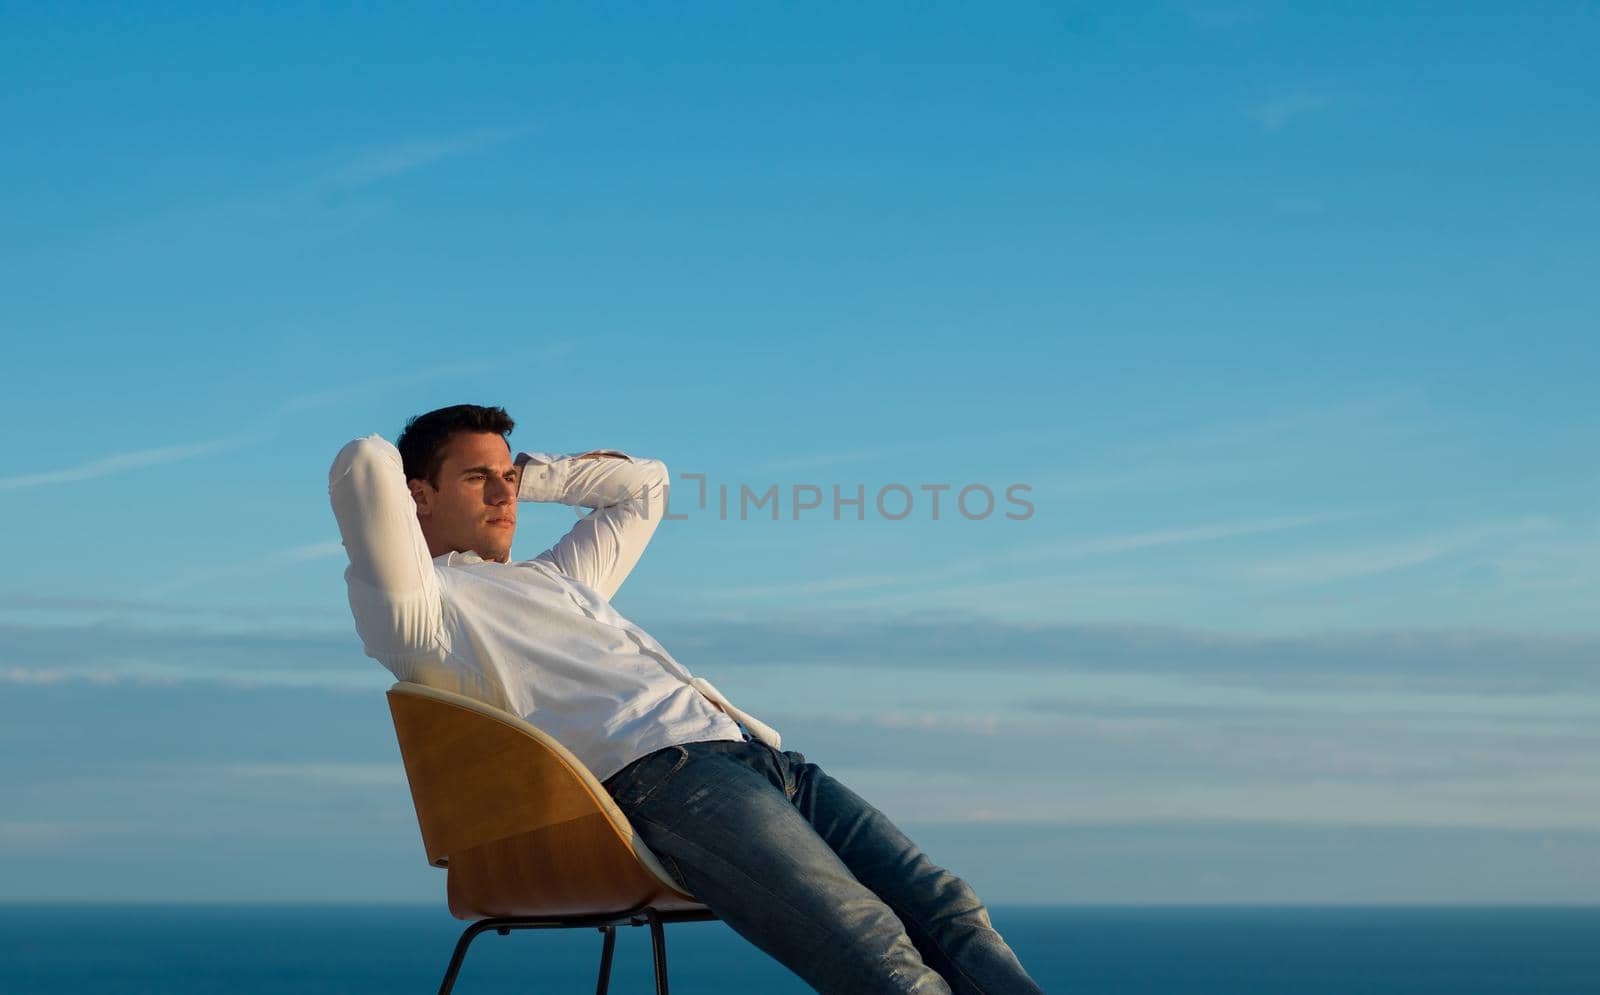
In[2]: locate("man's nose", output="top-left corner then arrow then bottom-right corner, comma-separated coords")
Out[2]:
488,476 -> 516,503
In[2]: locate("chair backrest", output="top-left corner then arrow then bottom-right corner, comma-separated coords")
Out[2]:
386,681 -> 702,919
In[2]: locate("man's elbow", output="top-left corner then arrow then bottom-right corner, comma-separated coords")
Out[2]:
330,434 -> 400,490
641,459 -> 671,514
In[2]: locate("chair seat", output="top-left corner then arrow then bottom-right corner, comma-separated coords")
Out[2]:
385,681 -> 703,920
445,815 -> 708,918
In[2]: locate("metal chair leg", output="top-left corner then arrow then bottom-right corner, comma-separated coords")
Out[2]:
646,910 -> 670,995
436,919 -> 499,995
595,925 -> 617,995
432,909 -> 708,994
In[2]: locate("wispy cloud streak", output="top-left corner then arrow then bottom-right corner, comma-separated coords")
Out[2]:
716,512 -> 1335,598
0,434 -> 262,492
1244,89 -> 1345,129
324,124 -> 535,188
275,541 -> 345,562
1053,514 -> 1333,556
274,360 -> 503,414
7,612 -> 1599,693
1242,518 -> 1549,586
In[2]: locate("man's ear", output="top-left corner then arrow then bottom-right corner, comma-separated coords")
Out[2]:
407,479 -> 432,517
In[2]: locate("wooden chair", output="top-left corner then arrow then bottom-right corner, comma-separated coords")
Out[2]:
386,681 -> 716,995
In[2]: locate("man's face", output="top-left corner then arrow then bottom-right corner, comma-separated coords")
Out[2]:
409,431 -> 519,563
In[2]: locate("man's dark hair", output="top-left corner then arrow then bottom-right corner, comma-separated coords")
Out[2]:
396,404 -> 516,488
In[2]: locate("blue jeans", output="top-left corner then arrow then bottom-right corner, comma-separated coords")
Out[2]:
602,737 -> 1045,994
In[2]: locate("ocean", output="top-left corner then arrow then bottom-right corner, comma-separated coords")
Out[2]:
3,905 -> 1598,993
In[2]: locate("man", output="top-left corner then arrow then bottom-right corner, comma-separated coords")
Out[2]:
329,403 -> 1044,994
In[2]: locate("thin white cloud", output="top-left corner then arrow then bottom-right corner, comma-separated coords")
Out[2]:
273,341 -> 573,415
0,592 -> 350,628
1,665 -> 172,687
717,573 -> 916,598
1245,89 -> 1345,129
714,512 -> 1334,599
846,711 -> 1003,735
2,666 -> 76,686
147,538 -> 349,597
0,821 -> 82,845
752,450 -> 895,474
749,429 -> 1013,475
0,345 -> 561,497
1185,4 -> 1255,29
1244,535 -> 1462,584
325,123 -> 535,189
220,762 -> 404,787
134,538 -> 342,595
0,663 -> 374,692
274,359 -> 502,414
0,434 -> 261,492
273,540 -> 345,562
10,609 -> 1600,696
1053,513 -> 1333,556
1035,383 -> 1436,497
850,571 -> 1190,615
840,768 -> 1600,830
1241,518 -> 1550,586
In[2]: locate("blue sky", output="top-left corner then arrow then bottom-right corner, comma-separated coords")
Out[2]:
2,1 -> 1599,905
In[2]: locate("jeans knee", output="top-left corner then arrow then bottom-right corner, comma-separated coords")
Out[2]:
885,964 -> 956,995
794,901 -> 948,995
918,865 -> 991,925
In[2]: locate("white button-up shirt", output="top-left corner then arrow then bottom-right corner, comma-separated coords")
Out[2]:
327,433 -> 779,783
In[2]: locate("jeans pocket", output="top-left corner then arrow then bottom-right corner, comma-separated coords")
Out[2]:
606,745 -> 690,811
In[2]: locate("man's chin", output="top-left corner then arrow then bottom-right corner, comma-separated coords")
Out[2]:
459,539 -> 512,562
481,542 -> 513,563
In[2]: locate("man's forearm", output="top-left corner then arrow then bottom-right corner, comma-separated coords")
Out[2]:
516,449 -> 669,514
515,447 -> 671,599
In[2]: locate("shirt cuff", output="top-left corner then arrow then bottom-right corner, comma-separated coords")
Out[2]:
515,451 -> 568,503
514,449 -> 635,503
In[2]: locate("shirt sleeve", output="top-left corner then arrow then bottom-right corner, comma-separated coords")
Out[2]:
328,434 -> 446,664
516,448 -> 671,602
